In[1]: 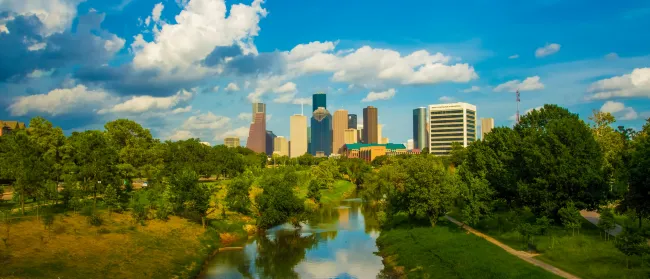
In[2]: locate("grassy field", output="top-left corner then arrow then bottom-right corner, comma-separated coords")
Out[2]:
0,212 -> 219,279
376,220 -> 561,279
448,210 -> 650,279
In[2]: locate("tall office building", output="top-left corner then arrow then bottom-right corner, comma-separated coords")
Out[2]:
348,114 -> 358,129
344,129 -> 358,144
265,130 -> 276,156
357,124 -> 364,143
480,118 -> 495,139
363,106 -> 378,144
377,124 -> 383,143
406,139 -> 414,150
311,107 -> 332,156
413,107 -> 428,150
428,102 -> 476,155
224,137 -> 240,148
332,109 -> 348,155
273,136 -> 289,157
290,114 -> 308,158
246,103 -> 266,153
312,92 -> 326,112
382,137 -> 389,144
307,127 -> 312,154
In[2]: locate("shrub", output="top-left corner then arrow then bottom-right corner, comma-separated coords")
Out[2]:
87,214 -> 103,226
41,213 -> 54,230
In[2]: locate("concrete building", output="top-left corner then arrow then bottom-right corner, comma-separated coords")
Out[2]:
290,114 -> 308,158
428,102 -> 477,155
382,137 -> 389,144
307,127 -> 312,154
363,106 -> 378,144
200,142 -> 211,147
412,107 -> 428,150
348,114 -> 357,129
246,103 -> 266,153
273,136 -> 289,157
357,124 -> 364,143
224,137 -> 240,148
342,143 -> 420,163
406,139 -> 414,150
332,109 -> 348,155
481,118 -> 495,139
0,121 -> 26,136
311,107 -> 332,156
344,129 -> 358,144
377,124 -> 383,143
265,130 -> 276,156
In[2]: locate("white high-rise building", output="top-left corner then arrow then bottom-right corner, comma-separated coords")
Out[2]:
406,139 -> 414,150
290,114 -> 307,158
428,102 -> 477,155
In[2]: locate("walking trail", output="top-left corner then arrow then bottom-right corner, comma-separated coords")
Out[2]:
444,215 -> 580,279
580,210 -> 622,236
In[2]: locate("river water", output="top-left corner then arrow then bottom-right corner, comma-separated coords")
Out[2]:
200,198 -> 385,279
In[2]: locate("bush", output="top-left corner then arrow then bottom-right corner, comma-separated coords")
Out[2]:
41,213 -> 54,229
87,214 -> 103,226
131,203 -> 148,224
97,228 -> 111,234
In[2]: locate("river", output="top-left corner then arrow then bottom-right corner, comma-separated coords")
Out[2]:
200,198 -> 385,279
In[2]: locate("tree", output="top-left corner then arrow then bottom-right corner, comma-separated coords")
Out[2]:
449,142 -> 467,168
226,174 -> 253,214
558,202 -> 582,236
1,131 -> 47,214
306,180 -> 321,203
420,147 -> 429,155
615,227 -> 647,268
597,207 -> 616,241
516,104 -> 579,131
255,169 -> 305,229
104,184 -> 119,216
589,111 -> 625,199
619,127 -> 650,228
311,160 -> 337,188
297,153 -> 314,166
371,155 -> 390,167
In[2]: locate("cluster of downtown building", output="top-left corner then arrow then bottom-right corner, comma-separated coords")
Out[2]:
223,92 -> 495,159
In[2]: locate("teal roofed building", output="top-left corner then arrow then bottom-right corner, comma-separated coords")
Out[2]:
341,143 -> 419,162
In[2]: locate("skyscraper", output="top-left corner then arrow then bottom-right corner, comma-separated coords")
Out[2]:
480,118 -> 494,139
307,127 -> 312,154
265,130 -> 276,156
344,129 -> 358,144
377,124 -> 383,143
312,92 -> 326,112
246,103 -> 266,153
413,107 -> 427,150
224,137 -> 240,148
311,107 -> 332,156
406,139 -> 414,150
273,136 -> 289,157
290,114 -> 307,158
348,114 -> 357,129
363,106 -> 378,144
332,109 -> 348,155
428,102 -> 476,155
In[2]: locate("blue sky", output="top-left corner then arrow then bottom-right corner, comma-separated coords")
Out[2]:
1,0 -> 650,145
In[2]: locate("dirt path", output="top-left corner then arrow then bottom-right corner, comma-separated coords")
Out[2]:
580,210 -> 622,236
444,216 -> 581,279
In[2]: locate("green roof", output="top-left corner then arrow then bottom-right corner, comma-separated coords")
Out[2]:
344,143 -> 406,150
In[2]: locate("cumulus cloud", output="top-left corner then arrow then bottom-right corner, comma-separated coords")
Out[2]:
493,76 -> 545,92
130,0 -> 267,73
9,84 -> 111,116
600,101 -> 638,120
225,82 -> 240,92
212,86 -> 220,92
605,52 -> 619,60
183,112 -> 230,130
509,106 -> 543,121
361,88 -> 396,102
273,82 -> 297,93
535,43 -> 561,58
98,89 -> 193,114
215,126 -> 249,140
293,97 -> 312,105
273,92 -> 297,103
168,130 -> 195,141
0,0 -> 83,35
238,112 -> 252,121
587,68 -> 650,100
439,96 -> 455,102
151,3 -> 164,23
461,86 -> 480,93
508,54 -> 519,59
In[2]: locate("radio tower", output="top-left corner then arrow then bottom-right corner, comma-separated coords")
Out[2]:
515,89 -> 520,124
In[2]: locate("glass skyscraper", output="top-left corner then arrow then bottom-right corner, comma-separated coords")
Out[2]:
312,92 -> 326,113
413,107 -> 427,150
347,114 -> 357,129
311,107 -> 332,156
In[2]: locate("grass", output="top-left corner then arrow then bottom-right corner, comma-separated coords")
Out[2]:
0,211 -> 220,279
449,209 -> 650,279
376,219 -> 561,279
320,180 -> 356,205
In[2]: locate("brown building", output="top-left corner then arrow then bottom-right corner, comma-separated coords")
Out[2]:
0,121 -> 26,136
342,143 -> 418,163
363,106 -> 378,144
332,109 -> 348,155
246,103 -> 267,154
224,137 -> 240,148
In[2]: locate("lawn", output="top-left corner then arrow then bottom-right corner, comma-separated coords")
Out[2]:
448,209 -> 650,279
376,219 -> 561,279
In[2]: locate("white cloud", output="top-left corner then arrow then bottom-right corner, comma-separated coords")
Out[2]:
244,80 -> 251,89
104,34 -> 126,53
535,43 -> 561,58
439,96 -> 454,102
361,88 -> 396,102
273,92 -> 297,103
587,68 -> 650,100
130,0 -> 267,72
461,85 -> 480,93
212,86 -> 220,92
238,112 -> 252,121
273,82 -> 297,93
0,24 -> 8,34
509,106 -> 543,121
27,42 -> 47,51
151,3 -> 164,23
10,85 -> 111,116
605,52 -> 619,60
493,76 -> 545,92
225,82 -> 240,92
183,112 -> 230,130
293,97 -> 312,105
144,16 -> 151,26
171,105 -> 192,114
98,89 -> 192,114
508,54 -> 519,59
215,126 -> 249,140
0,0 -> 82,35
27,69 -> 54,78
168,130 -> 194,141
600,101 -> 638,120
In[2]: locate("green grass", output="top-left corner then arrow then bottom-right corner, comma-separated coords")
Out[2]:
449,209 -> 650,279
320,180 -> 356,205
376,220 -> 561,279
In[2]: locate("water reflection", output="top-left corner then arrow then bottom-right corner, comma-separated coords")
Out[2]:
201,199 -> 383,279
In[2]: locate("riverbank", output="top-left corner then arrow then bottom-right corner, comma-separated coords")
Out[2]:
376,219 -> 562,279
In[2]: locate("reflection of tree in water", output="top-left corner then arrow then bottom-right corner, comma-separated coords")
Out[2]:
209,248 -> 254,278
361,203 -> 381,233
255,231 -> 319,278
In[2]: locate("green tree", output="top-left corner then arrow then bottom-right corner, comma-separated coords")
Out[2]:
619,125 -> 650,228
558,202 -> 582,236
1,131 -> 47,214
589,111 -> 626,199
255,169 -> 305,229
311,160 -> 338,188
226,174 -> 253,214
516,104 -> 579,131
449,142 -> 467,168
371,155 -> 390,167
615,228 -> 647,268
104,184 -> 119,216
306,179 -> 322,203
597,207 -> 616,241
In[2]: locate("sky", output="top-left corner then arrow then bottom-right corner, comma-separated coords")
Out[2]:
1,0 -> 650,146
